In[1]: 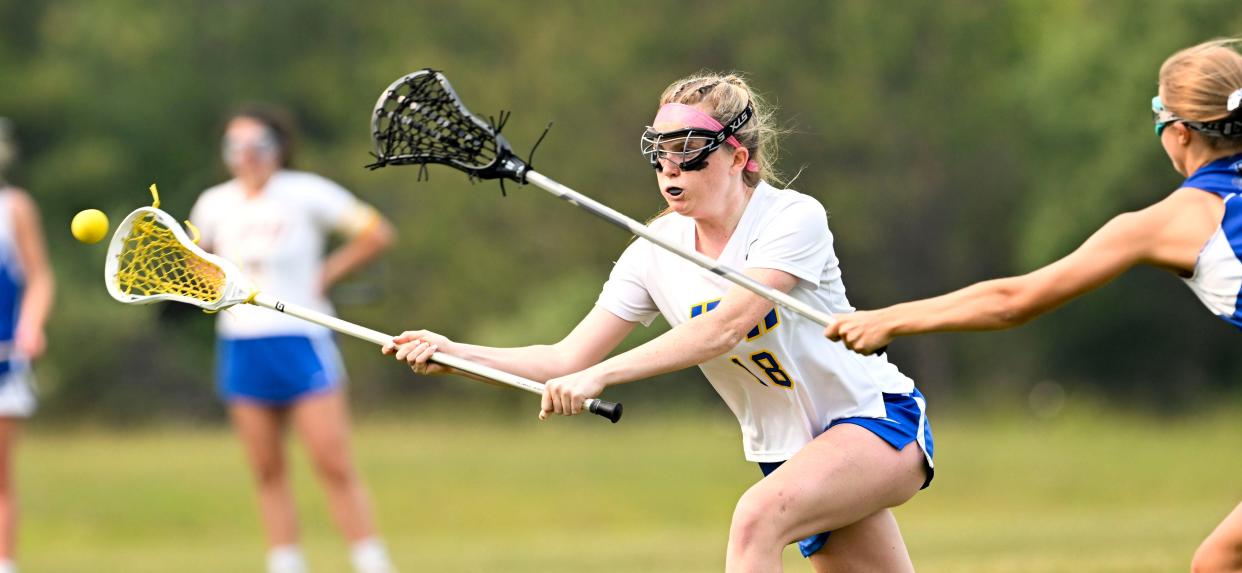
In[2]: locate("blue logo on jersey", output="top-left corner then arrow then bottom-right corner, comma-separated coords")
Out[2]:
689,300 -> 720,318
689,299 -> 780,340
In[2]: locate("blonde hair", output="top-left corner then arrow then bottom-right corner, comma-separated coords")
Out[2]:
659,72 -> 783,187
1159,37 -> 1242,150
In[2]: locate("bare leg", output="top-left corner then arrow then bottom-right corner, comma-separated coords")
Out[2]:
230,402 -> 298,547
725,424 -> 927,573
1193,502 -> 1242,573
808,509 -> 913,573
0,418 -> 20,563
290,391 -> 377,542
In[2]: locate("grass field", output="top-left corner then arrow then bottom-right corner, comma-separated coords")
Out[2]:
13,401 -> 1241,572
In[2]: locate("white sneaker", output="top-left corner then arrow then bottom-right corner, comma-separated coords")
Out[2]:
351,537 -> 397,573
268,545 -> 308,573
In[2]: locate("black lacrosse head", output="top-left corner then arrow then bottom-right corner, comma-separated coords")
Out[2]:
367,69 -> 530,183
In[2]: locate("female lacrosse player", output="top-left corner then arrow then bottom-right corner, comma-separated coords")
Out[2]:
825,38 -> 1242,573
0,119 -> 53,573
385,73 -> 934,572
191,108 -> 398,573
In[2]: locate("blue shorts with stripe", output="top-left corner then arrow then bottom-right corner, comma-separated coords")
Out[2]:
757,388 -> 934,558
216,335 -> 344,405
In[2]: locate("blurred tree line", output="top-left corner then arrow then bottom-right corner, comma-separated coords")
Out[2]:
0,0 -> 1237,423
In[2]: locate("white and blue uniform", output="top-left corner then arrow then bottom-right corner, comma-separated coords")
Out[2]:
1180,153 -> 1242,330
190,170 -> 377,405
596,182 -> 933,557
0,190 -> 34,417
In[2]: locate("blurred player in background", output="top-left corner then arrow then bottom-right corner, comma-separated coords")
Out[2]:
387,73 -> 934,572
824,38 -> 1242,573
0,119 -> 54,573
190,108 -> 397,573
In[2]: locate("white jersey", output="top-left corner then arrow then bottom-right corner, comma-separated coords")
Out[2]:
190,170 -> 375,339
596,182 -> 915,462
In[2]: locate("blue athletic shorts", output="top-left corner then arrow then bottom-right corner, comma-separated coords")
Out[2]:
757,388 -> 934,558
216,335 -> 344,405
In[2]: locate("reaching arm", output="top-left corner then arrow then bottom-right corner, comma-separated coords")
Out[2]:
9,190 -> 53,359
540,267 -> 798,417
583,268 -> 795,382
383,305 -> 638,383
825,194 -> 1197,354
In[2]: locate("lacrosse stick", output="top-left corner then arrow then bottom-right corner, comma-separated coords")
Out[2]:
103,198 -> 623,423
366,69 -> 838,329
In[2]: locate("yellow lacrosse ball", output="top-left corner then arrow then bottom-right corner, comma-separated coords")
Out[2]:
70,209 -> 109,244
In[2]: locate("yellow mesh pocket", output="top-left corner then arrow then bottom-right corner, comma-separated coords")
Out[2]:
113,211 -> 226,303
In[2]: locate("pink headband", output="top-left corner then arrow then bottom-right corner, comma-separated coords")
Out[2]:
653,103 -> 760,172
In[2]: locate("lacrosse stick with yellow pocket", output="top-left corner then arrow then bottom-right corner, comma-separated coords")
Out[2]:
102,187 -> 623,423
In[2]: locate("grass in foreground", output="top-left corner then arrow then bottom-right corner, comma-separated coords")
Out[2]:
14,401 -> 1242,572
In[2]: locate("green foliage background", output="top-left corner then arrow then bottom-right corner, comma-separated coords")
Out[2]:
0,1 -> 1238,422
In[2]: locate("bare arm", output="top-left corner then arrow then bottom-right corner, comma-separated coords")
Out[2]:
584,268 -> 795,384
384,305 -> 638,383
540,268 -> 798,416
321,213 -> 396,291
826,193 -> 1198,354
9,190 -> 53,359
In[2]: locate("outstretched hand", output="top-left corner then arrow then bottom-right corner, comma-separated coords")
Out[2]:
824,310 -> 896,356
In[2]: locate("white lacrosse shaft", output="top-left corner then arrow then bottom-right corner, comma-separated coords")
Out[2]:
248,292 -> 622,422
523,170 -> 837,327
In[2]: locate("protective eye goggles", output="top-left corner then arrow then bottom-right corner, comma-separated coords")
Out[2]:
640,128 -> 721,171
222,133 -> 279,164
641,102 -> 754,172
1152,94 -> 1242,138
1151,96 -> 1179,137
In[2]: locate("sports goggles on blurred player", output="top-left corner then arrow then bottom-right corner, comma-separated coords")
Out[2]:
641,102 -> 758,172
222,132 -> 280,166
1152,93 -> 1242,138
